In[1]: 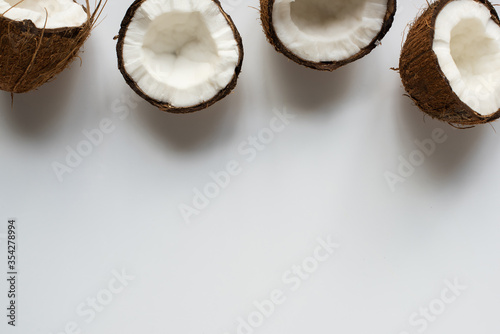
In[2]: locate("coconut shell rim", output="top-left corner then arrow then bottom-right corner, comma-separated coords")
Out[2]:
0,1 -> 90,35
116,0 -> 244,114
429,0 -> 500,122
0,0 -> 104,94
260,0 -> 397,71
400,0 -> 500,126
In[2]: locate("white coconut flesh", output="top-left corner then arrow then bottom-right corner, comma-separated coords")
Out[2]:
0,0 -> 87,29
433,0 -> 500,116
121,0 -> 240,108
271,0 -> 389,62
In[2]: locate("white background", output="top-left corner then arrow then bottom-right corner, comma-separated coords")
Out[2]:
1,0 -> 500,333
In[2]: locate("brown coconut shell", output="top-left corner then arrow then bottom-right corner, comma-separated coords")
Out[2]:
116,0 -> 244,114
0,0 -> 105,94
260,0 -> 397,71
399,0 -> 500,126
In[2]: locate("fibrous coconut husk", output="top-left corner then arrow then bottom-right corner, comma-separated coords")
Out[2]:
0,0 -> 106,94
399,0 -> 500,126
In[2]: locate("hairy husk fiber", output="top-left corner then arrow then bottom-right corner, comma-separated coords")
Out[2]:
399,0 -> 500,126
116,0 -> 244,114
0,0 -> 105,94
260,0 -> 397,71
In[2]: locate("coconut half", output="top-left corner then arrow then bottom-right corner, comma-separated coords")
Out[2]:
0,0 -> 105,94
400,0 -> 500,126
260,0 -> 397,71
116,0 -> 244,114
